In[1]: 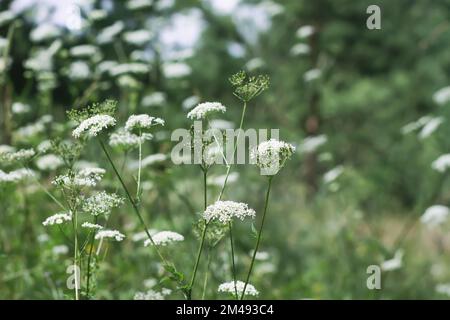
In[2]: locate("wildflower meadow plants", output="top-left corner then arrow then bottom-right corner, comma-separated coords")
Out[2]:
1,70 -> 293,300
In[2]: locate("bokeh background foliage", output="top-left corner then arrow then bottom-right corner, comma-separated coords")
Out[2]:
1,0 -> 450,299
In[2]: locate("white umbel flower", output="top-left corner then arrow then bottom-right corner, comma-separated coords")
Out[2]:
0,168 -> 35,183
42,212 -> 72,226
187,102 -> 226,120
125,114 -> 165,132
421,205 -> 450,227
95,229 -> 125,241
203,201 -> 256,224
35,154 -> 64,171
218,281 -> 259,297
81,222 -> 103,230
144,231 -> 184,246
82,191 -> 124,216
109,128 -> 152,149
53,167 -> 106,188
251,139 -> 295,174
432,154 -> 450,173
72,114 -> 116,138
127,0 -> 154,10
1,148 -> 35,162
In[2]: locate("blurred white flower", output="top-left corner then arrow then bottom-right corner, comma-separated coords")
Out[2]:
144,231 -> 184,246
436,283 -> 450,297
127,0 -> 154,10
35,154 -> 64,171
299,135 -> 327,153
42,212 -> 72,226
30,24 -> 60,42
296,25 -> 315,38
433,86 -> 450,106
245,57 -> 265,71
81,222 -> 103,230
208,172 -> 239,187
419,116 -> 444,139
182,95 -> 200,110
323,166 -> 344,184
1,148 -> 35,162
432,154 -> 450,173
209,119 -> 234,130
290,43 -> 310,56
97,21 -> 125,44
110,63 -> 150,76
12,102 -> 31,114
304,68 -> 322,82
53,167 -> 106,188
0,11 -> 15,27
67,61 -> 91,80
142,92 -> 166,108
70,45 -> 98,58
401,115 -> 433,135
254,251 -> 270,261
88,9 -> 107,21
96,60 -> 119,75
0,168 -> 35,183
129,153 -> 167,169
123,30 -> 153,46
109,128 -> 152,149
134,289 -> 171,300
421,205 -> 449,227
162,62 -> 191,78
52,244 -> 69,256
95,230 -> 125,241
381,250 -> 404,271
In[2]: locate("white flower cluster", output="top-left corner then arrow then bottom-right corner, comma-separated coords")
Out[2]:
187,102 -> 226,120
0,168 -> 35,183
134,288 -> 172,300
35,154 -> 64,171
432,154 -> 450,173
0,148 -> 35,163
109,128 -> 153,149
421,205 -> 449,227
218,281 -> 259,297
144,231 -> 184,246
129,153 -> 166,169
203,201 -> 256,224
251,139 -> 295,173
125,114 -> 165,132
83,191 -> 124,216
81,222 -> 103,230
95,229 -> 126,241
433,86 -> 450,106
42,212 -> 72,226
72,115 -> 116,138
53,167 -> 106,188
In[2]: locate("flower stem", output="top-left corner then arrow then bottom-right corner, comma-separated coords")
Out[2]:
187,168 -> 208,300
73,209 -> 79,300
98,139 -> 169,266
85,216 -> 98,299
136,131 -> 142,201
218,101 -> 247,201
241,176 -> 273,300
229,222 -> 238,299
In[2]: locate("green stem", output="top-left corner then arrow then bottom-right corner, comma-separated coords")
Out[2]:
187,169 -> 208,300
85,216 -> 98,299
73,209 -> 79,300
229,222 -> 238,299
201,248 -> 212,300
136,131 -> 142,201
241,176 -> 273,300
98,139 -> 169,266
218,101 -> 247,201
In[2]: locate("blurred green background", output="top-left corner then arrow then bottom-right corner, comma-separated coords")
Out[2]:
1,0 -> 450,299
